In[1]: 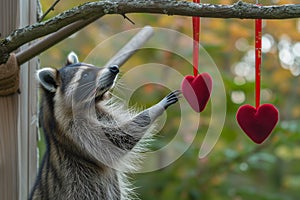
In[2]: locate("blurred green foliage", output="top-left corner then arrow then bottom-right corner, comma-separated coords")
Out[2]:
38,0 -> 300,199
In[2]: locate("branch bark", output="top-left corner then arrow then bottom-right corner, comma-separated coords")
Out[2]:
1,0 -> 300,64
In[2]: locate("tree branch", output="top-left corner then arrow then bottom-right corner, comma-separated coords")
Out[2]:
1,0 -> 299,64
16,17 -> 99,65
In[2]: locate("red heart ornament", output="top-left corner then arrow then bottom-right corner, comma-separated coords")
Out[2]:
181,73 -> 212,112
236,104 -> 279,144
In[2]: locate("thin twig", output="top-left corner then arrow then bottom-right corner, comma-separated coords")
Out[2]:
122,14 -> 135,25
38,0 -> 61,22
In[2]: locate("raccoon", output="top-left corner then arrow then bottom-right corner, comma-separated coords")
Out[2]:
29,52 -> 180,200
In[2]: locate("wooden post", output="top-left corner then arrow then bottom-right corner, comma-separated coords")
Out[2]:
0,0 -> 38,199
0,1 -> 21,199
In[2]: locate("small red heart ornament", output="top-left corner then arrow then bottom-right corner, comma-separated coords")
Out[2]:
236,104 -> 279,144
181,73 -> 212,112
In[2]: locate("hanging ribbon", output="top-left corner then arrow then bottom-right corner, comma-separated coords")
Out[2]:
255,12 -> 262,108
192,0 -> 200,76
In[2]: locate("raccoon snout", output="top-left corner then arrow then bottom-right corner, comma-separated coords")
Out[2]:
108,65 -> 119,75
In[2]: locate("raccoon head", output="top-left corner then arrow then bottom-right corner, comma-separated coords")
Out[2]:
37,52 -> 119,108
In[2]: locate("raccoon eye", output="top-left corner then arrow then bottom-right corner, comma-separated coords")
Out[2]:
82,73 -> 88,79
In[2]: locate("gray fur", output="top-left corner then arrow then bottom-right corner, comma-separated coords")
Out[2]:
30,52 -> 180,200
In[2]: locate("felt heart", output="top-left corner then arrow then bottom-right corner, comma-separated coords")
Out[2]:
236,104 -> 279,144
181,73 -> 212,112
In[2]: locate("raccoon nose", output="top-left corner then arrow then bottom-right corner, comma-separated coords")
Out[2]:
109,65 -> 119,75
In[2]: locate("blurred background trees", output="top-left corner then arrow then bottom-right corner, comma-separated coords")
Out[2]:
38,0 -> 300,199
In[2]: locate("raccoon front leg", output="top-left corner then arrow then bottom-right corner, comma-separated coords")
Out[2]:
106,90 -> 181,150
130,90 -> 181,128
76,90 -> 180,167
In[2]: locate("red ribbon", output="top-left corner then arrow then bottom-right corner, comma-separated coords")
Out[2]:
192,0 -> 200,76
255,17 -> 262,108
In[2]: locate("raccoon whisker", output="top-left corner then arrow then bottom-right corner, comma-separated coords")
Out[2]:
114,80 -> 133,93
107,91 -> 125,103
97,78 -> 116,92
75,87 -> 96,102
73,81 -> 97,100
76,81 -> 95,89
80,88 -> 96,99
87,88 -> 98,100
115,80 -> 126,87
67,77 -> 96,89
98,77 -> 115,86
114,83 -> 131,92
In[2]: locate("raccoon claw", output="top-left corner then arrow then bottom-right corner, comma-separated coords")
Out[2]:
162,90 -> 181,109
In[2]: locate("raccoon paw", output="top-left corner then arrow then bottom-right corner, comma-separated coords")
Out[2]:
162,90 -> 181,109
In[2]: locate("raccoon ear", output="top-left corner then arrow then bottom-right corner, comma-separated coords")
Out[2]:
37,68 -> 58,92
66,51 -> 79,65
